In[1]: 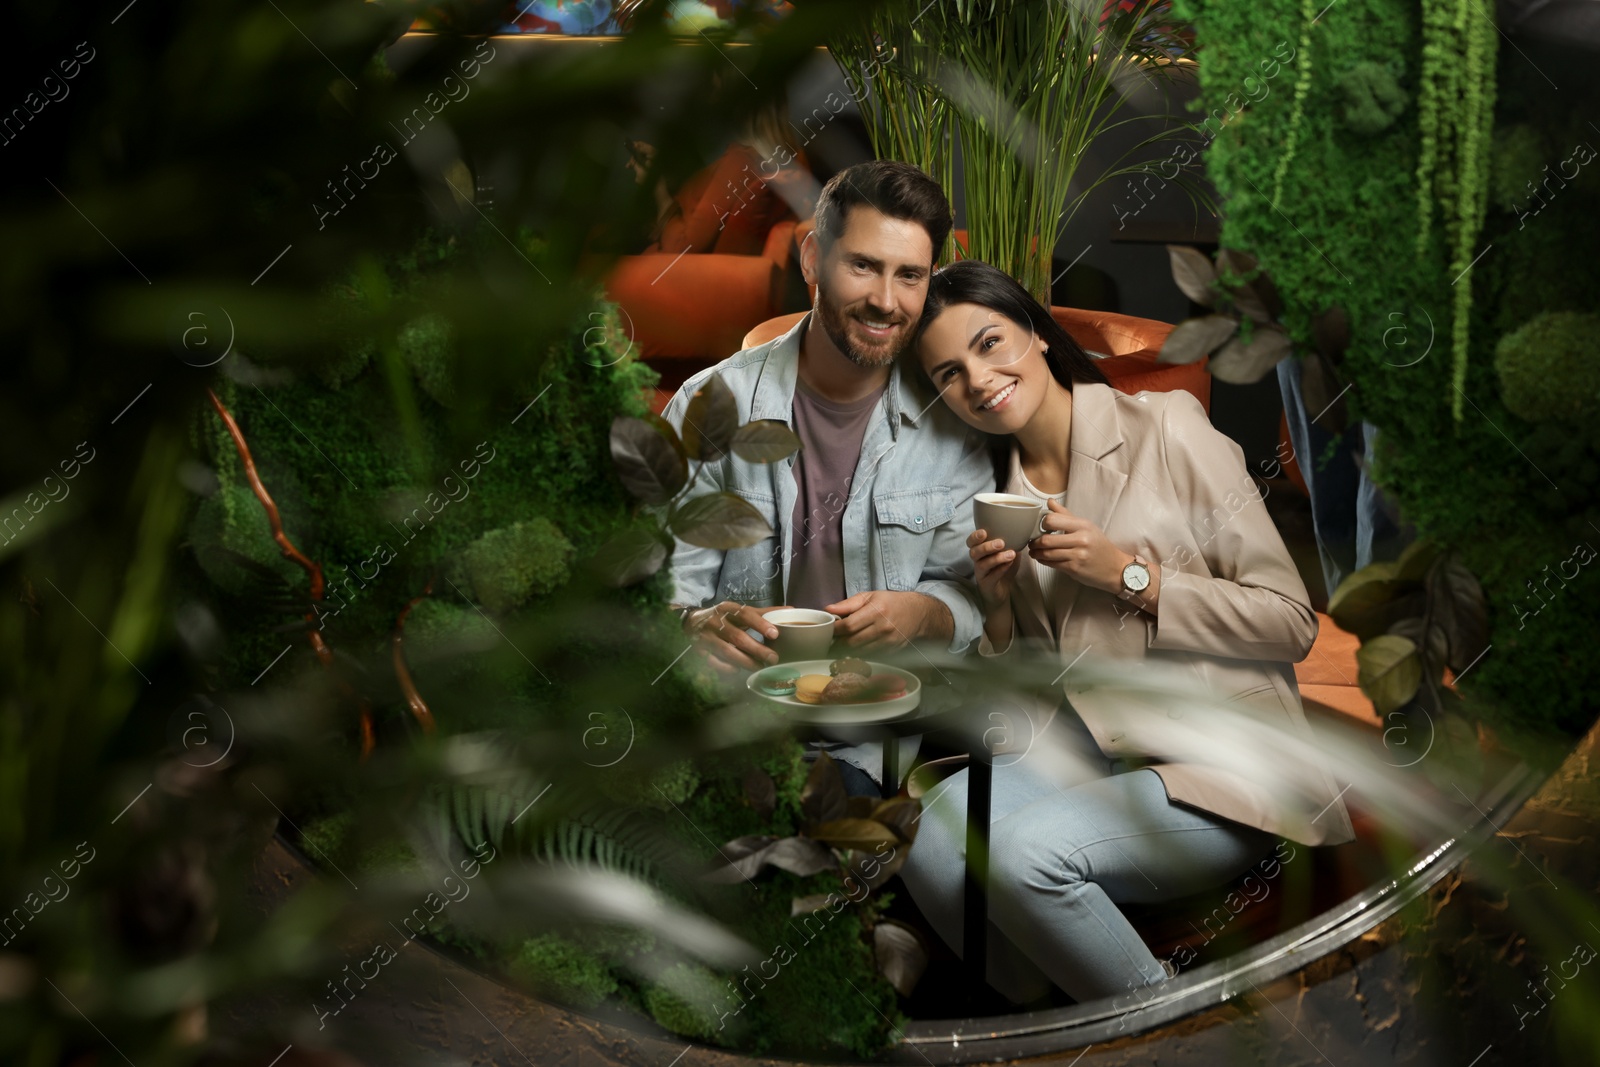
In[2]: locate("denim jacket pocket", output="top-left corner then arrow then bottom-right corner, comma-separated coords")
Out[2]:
719,487 -> 782,604
872,485 -> 953,589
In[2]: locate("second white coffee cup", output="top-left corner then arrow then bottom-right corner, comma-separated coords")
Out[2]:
973,492 -> 1047,551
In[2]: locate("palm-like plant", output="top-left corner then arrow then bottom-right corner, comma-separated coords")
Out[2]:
830,0 -> 1212,303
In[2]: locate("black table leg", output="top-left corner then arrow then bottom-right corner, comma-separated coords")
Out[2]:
963,744 -> 993,985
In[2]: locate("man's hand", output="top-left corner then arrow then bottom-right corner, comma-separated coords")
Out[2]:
825,590 -> 951,650
683,601 -> 781,673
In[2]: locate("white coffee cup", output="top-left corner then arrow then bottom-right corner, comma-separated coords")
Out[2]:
973,492 -> 1047,551
761,608 -> 839,662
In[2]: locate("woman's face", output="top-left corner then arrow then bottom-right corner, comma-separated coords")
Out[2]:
918,301 -> 1052,435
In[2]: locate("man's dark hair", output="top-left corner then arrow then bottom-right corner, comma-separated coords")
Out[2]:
812,160 -> 952,260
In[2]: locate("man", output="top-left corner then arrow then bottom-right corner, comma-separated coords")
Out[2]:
662,160 -> 992,796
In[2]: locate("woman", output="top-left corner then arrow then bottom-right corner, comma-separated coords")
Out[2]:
899,259 -> 1354,1005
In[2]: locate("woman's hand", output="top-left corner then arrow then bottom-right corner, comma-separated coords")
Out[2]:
967,528 -> 1021,611
1028,499 -> 1130,593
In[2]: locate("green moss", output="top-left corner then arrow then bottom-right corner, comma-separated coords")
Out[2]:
509,933 -> 620,1010
1336,60 -> 1408,136
646,759 -> 702,807
452,518 -> 575,614
189,484 -> 301,596
1489,123 -> 1545,212
1494,311 -> 1600,423
644,963 -> 730,1044
1181,0 -> 1600,753
296,810 -> 420,876
186,220 -> 901,1057
399,313 -> 456,407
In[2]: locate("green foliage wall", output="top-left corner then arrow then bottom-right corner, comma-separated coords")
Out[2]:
1176,0 -> 1600,749
189,224 -> 905,1056
189,226 -> 666,726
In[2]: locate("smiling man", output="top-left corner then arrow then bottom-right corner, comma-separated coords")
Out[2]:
663,160 -> 991,796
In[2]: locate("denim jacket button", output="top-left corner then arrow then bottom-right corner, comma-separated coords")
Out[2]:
914,515 -> 924,525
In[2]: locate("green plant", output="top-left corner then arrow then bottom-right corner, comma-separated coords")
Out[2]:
827,13 -> 954,238
1328,539 -> 1490,787
1336,60 -> 1408,136
1159,244 -> 1289,379
1157,243 -> 1357,433
1415,0 -> 1498,424
2,3 -> 927,1062
1494,311 -> 1600,424
451,518 -> 576,614
508,932 -> 622,1009
1268,0 -> 1316,206
828,0 -> 1210,302
1487,123 -> 1545,211
601,374 -> 800,586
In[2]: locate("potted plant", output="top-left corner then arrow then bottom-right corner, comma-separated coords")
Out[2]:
828,0 -> 1211,303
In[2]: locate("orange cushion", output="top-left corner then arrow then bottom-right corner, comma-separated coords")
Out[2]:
1294,612 -> 1379,729
742,310 -> 807,351
607,254 -> 779,362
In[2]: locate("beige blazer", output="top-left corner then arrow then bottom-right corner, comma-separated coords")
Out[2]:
979,381 -> 1355,847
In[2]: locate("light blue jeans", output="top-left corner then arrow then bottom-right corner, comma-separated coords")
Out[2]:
898,714 -> 1277,1004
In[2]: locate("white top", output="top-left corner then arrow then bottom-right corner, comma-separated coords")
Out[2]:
1006,447 -> 1073,632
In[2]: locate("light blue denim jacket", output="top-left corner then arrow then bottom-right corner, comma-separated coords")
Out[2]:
660,314 -> 993,784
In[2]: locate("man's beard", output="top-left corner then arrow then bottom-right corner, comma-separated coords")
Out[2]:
815,290 -> 911,369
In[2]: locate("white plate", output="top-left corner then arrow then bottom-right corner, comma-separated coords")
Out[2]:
745,660 -> 922,725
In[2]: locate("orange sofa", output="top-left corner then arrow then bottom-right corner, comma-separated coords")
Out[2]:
610,218 -> 798,405
606,144 -> 813,407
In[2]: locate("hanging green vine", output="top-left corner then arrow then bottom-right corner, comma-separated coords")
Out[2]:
1413,0 -> 1445,257
1414,0 -> 1497,425
1268,0 -> 1317,206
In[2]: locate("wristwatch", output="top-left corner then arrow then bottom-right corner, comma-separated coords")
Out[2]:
1117,554 -> 1152,604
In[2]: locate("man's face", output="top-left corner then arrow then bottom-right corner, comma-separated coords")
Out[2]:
802,205 -> 935,369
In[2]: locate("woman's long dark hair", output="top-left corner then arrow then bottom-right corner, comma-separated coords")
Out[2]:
917,258 -> 1110,487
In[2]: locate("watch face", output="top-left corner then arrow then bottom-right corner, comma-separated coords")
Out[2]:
1124,561 -> 1151,592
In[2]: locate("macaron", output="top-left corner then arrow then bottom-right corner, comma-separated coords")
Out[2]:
822,673 -> 869,704
830,656 -> 872,679
757,671 -> 799,697
865,673 -> 908,700
793,674 -> 832,705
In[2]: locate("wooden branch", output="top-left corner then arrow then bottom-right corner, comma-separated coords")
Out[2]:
393,579 -> 436,734
206,387 -> 375,757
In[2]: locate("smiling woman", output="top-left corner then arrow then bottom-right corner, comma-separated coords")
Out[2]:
903,258 -> 1350,1004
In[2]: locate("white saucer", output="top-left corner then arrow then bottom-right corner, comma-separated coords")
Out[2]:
745,660 -> 922,725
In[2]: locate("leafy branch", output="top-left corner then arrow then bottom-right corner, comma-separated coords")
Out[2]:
598,374 -> 800,586
704,753 -> 930,996
1158,245 -> 1354,433
1330,539 -> 1491,784
206,386 -> 378,756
